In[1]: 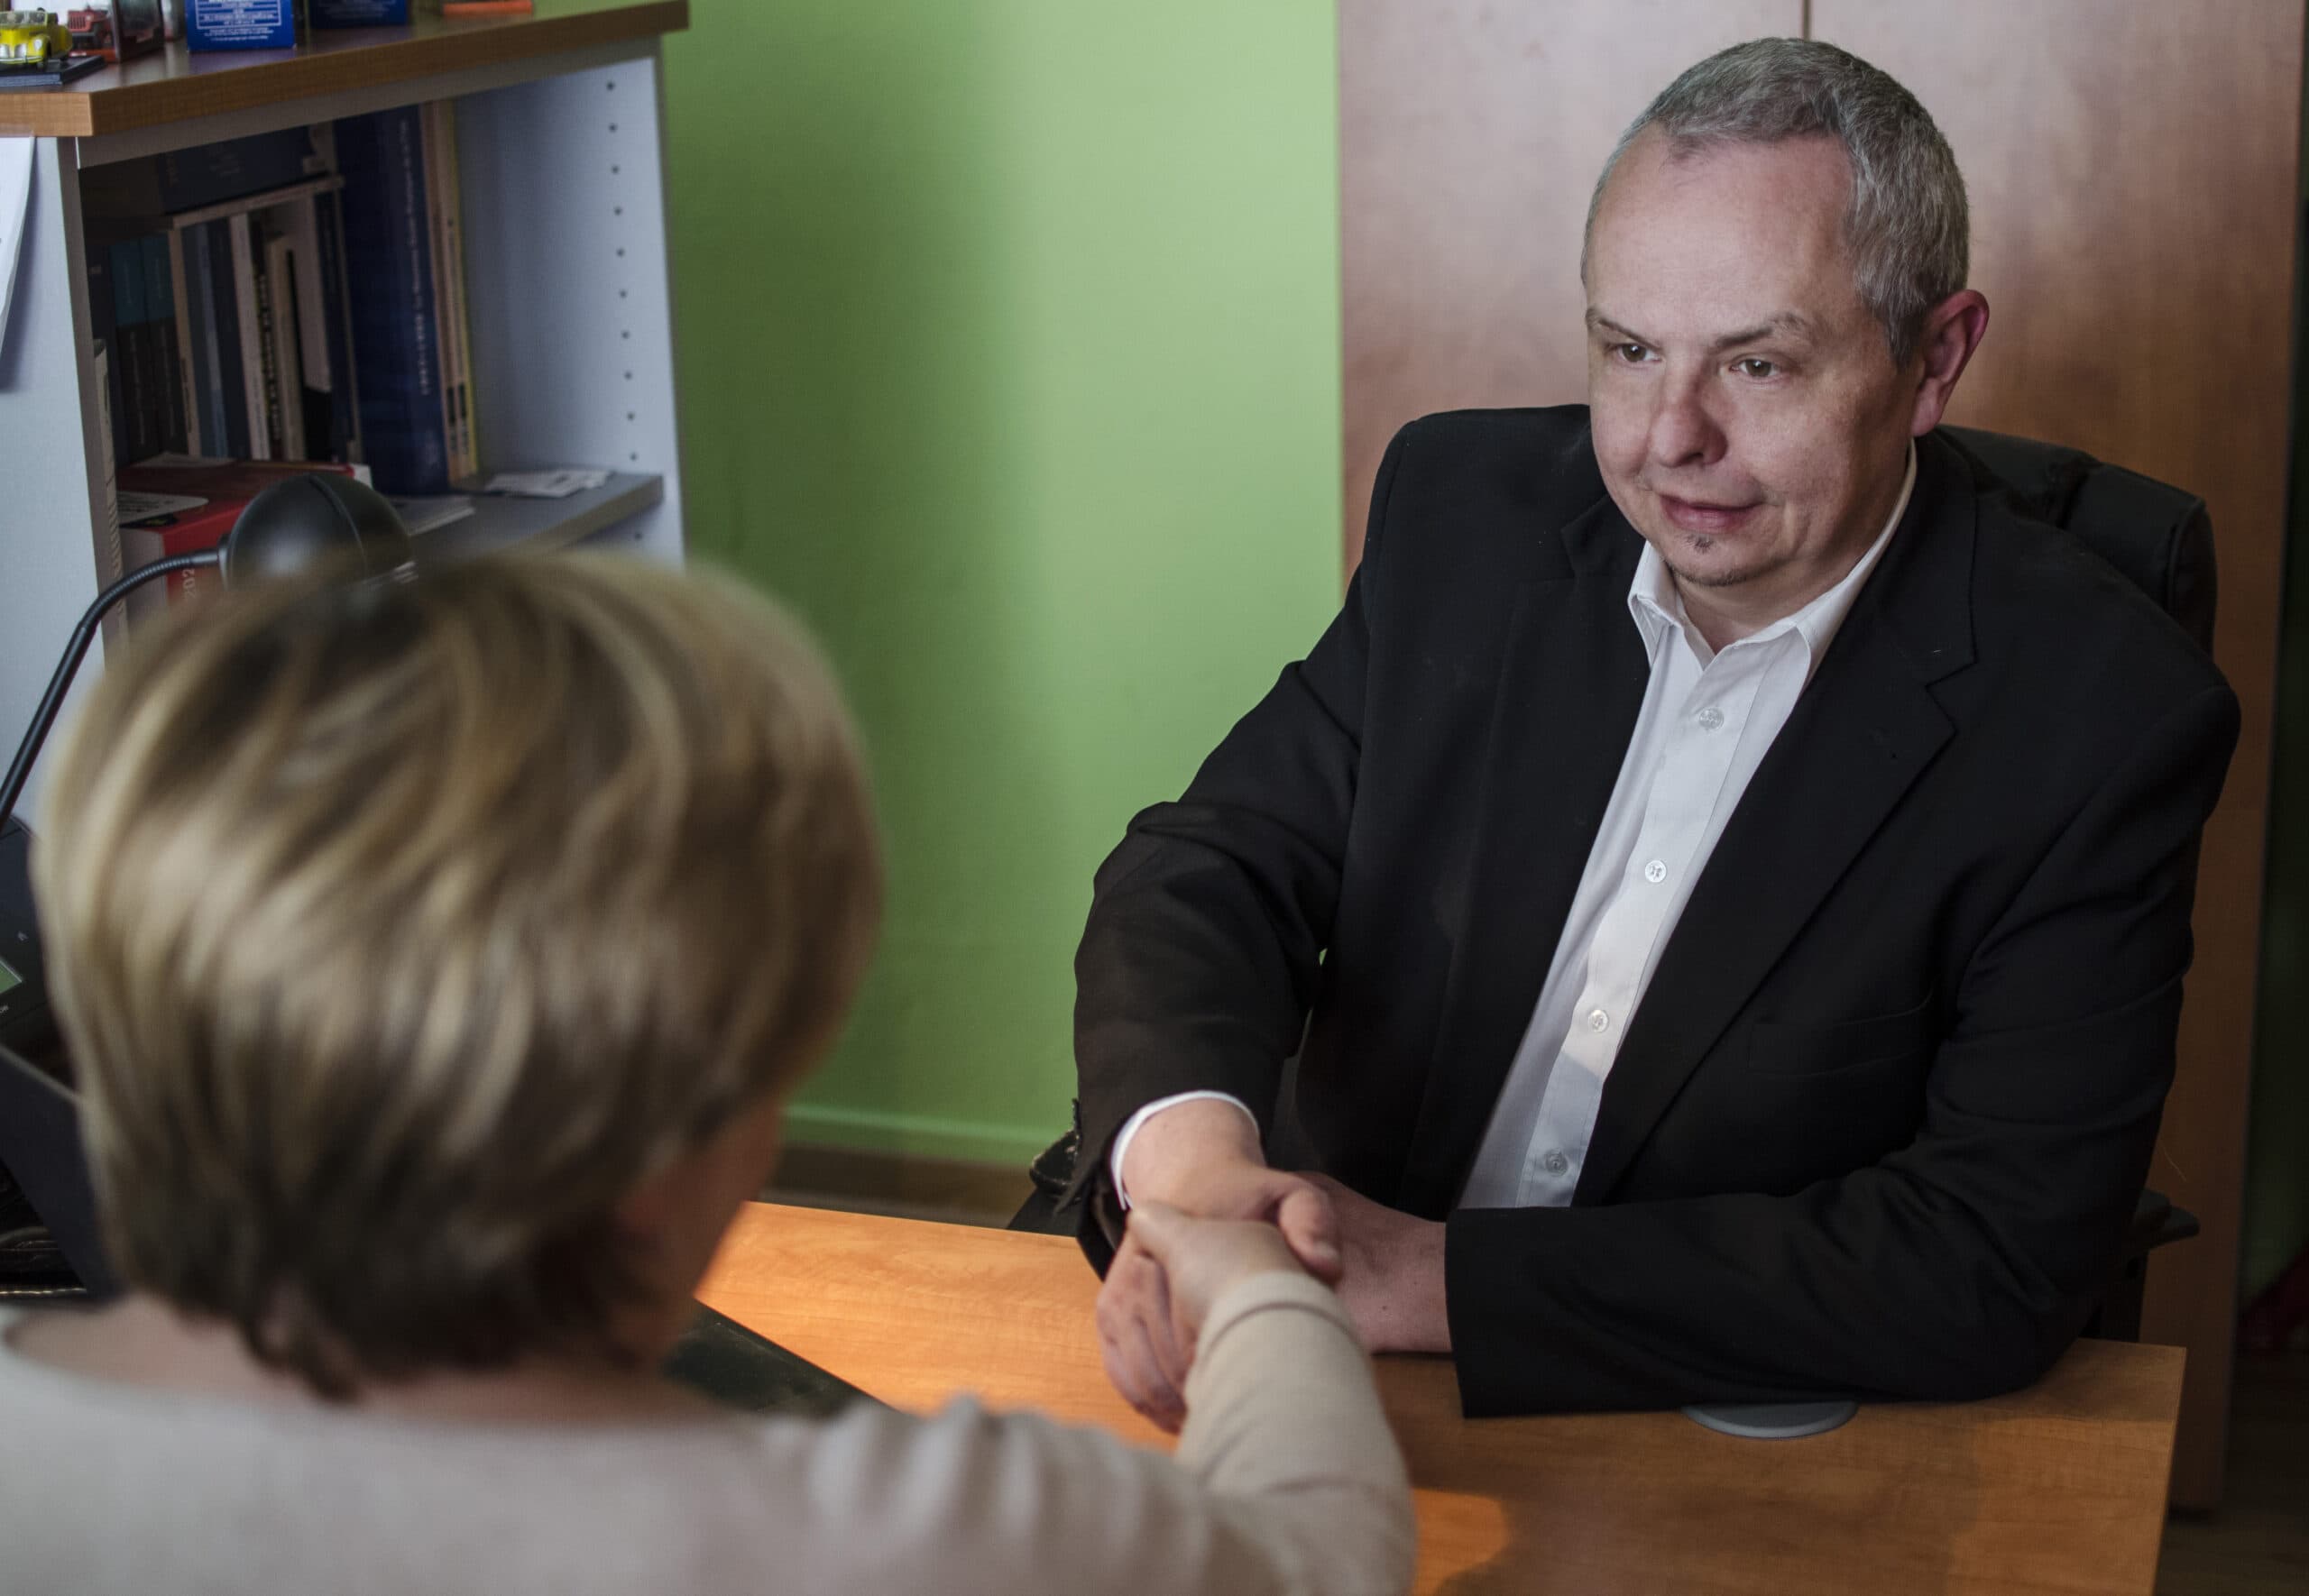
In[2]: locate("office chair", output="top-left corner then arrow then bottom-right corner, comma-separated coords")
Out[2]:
1014,423 -> 2220,1344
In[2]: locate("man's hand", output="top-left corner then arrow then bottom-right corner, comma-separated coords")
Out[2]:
1303,1173 -> 1451,1355
1095,1102 -> 1342,1430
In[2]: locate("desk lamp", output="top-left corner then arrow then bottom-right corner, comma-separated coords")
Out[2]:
0,473 -> 414,841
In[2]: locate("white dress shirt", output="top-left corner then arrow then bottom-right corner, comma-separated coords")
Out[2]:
1114,444 -> 1916,1210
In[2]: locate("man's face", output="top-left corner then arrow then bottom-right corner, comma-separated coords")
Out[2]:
1585,129 -> 1921,635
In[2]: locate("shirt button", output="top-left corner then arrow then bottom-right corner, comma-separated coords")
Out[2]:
1544,1151 -> 1570,1176
1697,704 -> 1725,731
1587,1008 -> 1609,1032
1643,858 -> 1667,884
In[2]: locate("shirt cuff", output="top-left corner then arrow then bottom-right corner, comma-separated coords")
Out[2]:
1109,1091 -> 1258,1209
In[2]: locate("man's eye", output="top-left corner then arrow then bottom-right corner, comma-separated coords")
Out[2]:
1734,357 -> 1779,379
1613,343 -> 1651,364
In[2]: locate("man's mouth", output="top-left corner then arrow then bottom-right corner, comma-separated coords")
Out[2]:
1657,494 -> 1760,535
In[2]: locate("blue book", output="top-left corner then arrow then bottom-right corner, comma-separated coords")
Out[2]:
203,219 -> 250,460
334,105 -> 447,493
108,241 -> 155,467
142,235 -> 186,454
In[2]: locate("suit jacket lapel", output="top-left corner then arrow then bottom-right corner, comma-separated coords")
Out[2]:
1396,495 -> 1650,1217
1573,438 -> 1979,1203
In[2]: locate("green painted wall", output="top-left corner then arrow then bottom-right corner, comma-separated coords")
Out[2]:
569,2 -> 1343,1163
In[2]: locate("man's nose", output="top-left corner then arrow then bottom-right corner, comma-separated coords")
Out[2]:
1647,372 -> 1725,470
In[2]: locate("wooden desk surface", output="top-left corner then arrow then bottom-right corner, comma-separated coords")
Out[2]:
698,1202 -> 2185,1596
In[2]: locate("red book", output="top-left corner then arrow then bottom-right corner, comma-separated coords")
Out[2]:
120,459 -> 366,608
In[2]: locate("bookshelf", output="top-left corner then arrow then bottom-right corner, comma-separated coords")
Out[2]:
0,1 -> 690,824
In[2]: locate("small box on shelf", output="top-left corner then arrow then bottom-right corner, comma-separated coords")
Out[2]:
185,0 -> 304,51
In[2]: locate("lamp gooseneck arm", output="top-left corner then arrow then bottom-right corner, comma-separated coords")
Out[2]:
0,551 -> 222,838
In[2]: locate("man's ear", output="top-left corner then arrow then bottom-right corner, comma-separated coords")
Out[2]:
1908,289 -> 1991,436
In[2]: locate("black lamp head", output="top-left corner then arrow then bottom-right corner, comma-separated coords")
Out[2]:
219,474 -> 415,587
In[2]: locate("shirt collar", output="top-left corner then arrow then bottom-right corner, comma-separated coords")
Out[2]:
1628,439 -> 1918,674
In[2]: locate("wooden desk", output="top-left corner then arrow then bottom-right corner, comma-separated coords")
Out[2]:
698,1202 -> 2185,1596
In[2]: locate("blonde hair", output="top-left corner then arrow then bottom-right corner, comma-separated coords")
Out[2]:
32,554 -> 880,1396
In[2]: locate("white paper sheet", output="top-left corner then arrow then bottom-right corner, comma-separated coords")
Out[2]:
0,138 -> 31,346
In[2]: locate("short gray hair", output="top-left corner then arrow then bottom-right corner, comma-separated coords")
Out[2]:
1583,38 -> 1968,367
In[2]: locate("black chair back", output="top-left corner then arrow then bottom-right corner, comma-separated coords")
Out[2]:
1941,426 -> 2216,649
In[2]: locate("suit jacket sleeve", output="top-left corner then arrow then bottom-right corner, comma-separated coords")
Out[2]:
1068,432 -> 1411,1259
1444,677 -> 2240,1413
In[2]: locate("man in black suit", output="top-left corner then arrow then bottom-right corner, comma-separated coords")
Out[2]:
1075,37 -> 2240,1426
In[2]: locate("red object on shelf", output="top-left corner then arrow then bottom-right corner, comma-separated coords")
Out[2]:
121,459 -> 364,608
441,2 -> 534,16
66,5 -> 163,64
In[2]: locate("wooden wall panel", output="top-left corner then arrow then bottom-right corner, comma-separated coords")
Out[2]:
1338,0 -> 1801,567
1812,0 -> 2302,1510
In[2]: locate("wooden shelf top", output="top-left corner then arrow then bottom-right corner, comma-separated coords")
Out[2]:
0,1 -> 686,139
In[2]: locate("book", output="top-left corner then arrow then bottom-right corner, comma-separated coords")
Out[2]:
263,228 -> 306,462
140,234 -> 186,454
81,127 -> 323,218
437,101 -> 476,479
164,230 -> 201,456
202,219 -> 250,460
226,213 -> 269,460
335,105 -> 449,493
119,457 -> 370,609
182,224 -> 227,459
314,189 -> 361,463
105,239 -> 156,467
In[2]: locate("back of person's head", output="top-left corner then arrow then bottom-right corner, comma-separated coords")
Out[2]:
32,553 -> 881,1397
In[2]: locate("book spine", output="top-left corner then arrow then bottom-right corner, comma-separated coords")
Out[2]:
205,219 -> 250,460
253,227 -> 283,460
164,230 -> 201,456
181,223 -> 220,455
156,127 -> 319,213
439,101 -> 476,479
265,231 -> 306,461
228,213 -> 270,460
143,234 -> 187,454
336,106 -> 448,494
419,101 -> 460,481
287,194 -> 332,391
106,242 -> 147,467
317,191 -> 361,463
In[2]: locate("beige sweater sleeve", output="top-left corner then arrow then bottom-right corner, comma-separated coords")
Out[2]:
781,1270 -> 1413,1596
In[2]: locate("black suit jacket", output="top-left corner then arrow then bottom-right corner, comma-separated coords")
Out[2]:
1072,407 -> 2240,1416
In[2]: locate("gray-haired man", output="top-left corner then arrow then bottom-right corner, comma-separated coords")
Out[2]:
1074,38 -> 2238,1424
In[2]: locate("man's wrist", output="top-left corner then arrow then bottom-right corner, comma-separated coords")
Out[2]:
1113,1094 -> 1262,1208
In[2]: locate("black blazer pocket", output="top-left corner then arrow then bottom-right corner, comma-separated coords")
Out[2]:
1749,995 -> 1936,1078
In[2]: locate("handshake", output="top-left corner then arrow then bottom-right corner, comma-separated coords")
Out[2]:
1095,1099 -> 1450,1430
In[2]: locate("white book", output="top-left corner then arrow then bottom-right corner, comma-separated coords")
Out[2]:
226,212 -> 268,460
